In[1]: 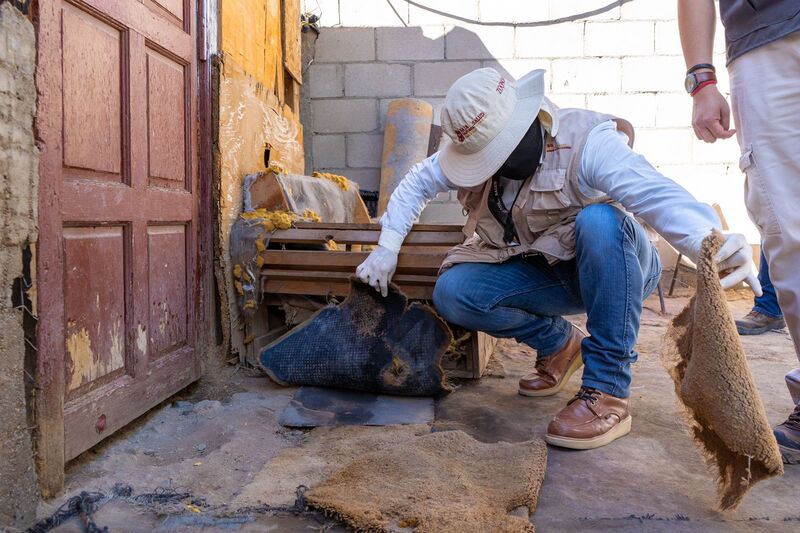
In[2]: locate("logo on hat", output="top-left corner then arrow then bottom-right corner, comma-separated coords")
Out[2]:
454,112 -> 486,143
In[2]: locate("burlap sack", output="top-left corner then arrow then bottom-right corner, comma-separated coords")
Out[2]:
306,430 -> 547,532
663,231 -> 783,510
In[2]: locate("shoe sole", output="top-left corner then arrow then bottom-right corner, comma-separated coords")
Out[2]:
779,444 -> 800,465
544,416 -> 632,450
518,352 -> 584,397
736,322 -> 786,335
737,322 -> 786,335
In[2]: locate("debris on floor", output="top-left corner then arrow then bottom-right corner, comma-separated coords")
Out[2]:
39,295 -> 800,532
278,386 -> 435,428
260,279 -> 453,396
664,232 -> 783,510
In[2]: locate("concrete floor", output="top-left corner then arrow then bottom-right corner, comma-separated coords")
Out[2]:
40,293 -> 799,532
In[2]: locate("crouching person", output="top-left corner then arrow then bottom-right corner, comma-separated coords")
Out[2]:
356,68 -> 760,449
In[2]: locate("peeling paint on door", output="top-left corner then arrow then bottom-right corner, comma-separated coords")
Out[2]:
136,324 -> 148,355
66,327 -> 94,390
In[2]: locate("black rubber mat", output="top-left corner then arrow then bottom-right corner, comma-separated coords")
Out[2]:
260,279 -> 452,396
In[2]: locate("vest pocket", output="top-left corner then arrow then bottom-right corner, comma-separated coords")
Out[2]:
524,169 -> 572,233
527,169 -> 571,209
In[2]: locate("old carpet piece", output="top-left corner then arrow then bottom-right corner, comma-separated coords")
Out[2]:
306,430 -> 547,532
662,231 -> 783,511
260,280 -> 452,396
279,386 -> 434,427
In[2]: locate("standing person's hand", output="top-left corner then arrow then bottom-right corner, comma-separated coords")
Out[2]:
692,85 -> 736,143
355,246 -> 398,297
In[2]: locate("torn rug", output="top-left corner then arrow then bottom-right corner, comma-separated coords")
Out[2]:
306,429 -> 547,532
662,231 -> 783,510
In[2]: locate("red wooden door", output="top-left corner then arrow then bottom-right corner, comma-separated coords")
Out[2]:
36,0 -> 200,495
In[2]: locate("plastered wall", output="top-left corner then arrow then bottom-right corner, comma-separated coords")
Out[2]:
304,0 -> 760,262
0,2 -> 39,527
214,0 -> 304,355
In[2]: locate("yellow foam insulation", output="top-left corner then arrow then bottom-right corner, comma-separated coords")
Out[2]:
267,161 -> 286,175
240,209 -> 297,232
312,171 -> 350,191
302,209 -> 322,222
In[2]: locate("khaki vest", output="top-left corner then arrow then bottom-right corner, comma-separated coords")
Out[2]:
441,102 -> 633,271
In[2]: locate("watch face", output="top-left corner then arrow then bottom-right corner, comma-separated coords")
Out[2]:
685,74 -> 697,94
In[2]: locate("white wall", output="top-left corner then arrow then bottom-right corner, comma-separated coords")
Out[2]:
302,0 -> 759,248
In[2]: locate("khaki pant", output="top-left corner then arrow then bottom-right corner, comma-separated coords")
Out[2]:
729,31 -> 800,406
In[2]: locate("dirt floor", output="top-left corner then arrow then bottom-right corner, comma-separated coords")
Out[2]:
37,292 -> 800,532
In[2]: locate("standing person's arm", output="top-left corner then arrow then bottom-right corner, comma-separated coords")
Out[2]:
678,0 -> 735,143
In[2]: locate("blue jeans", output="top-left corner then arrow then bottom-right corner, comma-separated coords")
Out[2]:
753,250 -> 783,319
433,204 -> 662,398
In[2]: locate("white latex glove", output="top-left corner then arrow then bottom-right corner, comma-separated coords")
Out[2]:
355,245 -> 398,297
715,232 -> 762,296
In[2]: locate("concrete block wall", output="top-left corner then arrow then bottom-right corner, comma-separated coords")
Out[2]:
303,0 -> 756,240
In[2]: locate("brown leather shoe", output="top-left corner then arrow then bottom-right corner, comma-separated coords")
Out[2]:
545,387 -> 631,450
518,326 -> 585,397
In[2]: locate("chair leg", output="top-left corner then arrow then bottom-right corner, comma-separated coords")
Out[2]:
668,253 -> 683,297
657,280 -> 666,315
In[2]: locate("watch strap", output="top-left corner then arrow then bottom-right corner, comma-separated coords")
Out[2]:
687,63 -> 715,74
691,71 -> 717,85
691,79 -> 717,97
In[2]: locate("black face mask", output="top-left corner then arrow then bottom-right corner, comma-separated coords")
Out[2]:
497,116 -> 543,181
486,117 -> 544,243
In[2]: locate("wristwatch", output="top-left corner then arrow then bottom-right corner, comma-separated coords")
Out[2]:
685,70 -> 717,95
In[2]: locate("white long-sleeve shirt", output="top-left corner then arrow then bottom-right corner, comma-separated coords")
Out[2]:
378,120 -> 720,261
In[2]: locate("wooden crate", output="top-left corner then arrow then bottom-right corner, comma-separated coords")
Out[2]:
443,329 -> 497,379
253,222 -> 495,378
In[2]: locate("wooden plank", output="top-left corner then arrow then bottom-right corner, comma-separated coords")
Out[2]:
35,0 -> 67,497
263,270 -> 437,286
263,250 -> 446,273
474,332 -> 497,379
263,279 -> 434,300
282,0 -> 301,81
292,222 -> 463,232
269,228 -> 464,246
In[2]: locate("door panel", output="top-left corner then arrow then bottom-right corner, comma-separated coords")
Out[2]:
147,224 -> 189,357
63,226 -> 127,393
36,0 -> 199,494
154,0 -> 185,22
61,4 -> 123,177
146,47 -> 188,187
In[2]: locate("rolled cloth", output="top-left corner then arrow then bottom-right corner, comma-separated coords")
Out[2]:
378,99 -> 434,216
662,231 -> 783,511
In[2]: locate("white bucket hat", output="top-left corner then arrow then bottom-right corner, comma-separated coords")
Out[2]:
439,68 -> 545,187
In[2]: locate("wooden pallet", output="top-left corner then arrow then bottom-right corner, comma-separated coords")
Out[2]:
256,222 -> 495,379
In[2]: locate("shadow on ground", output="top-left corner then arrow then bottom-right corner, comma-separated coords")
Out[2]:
40,294 -> 799,533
